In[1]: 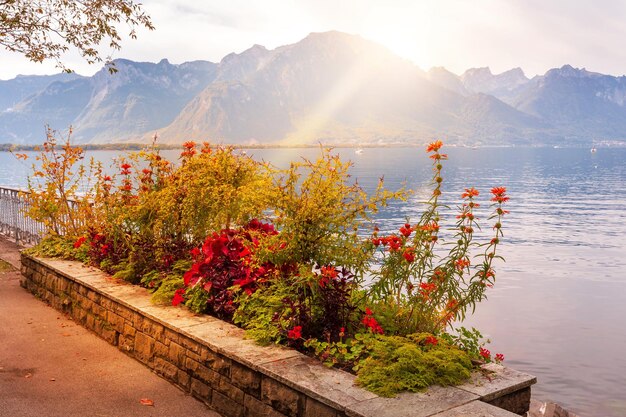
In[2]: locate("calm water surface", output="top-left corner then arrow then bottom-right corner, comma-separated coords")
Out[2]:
2,147 -> 625,417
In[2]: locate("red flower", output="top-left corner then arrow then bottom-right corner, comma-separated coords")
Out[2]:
287,325 -> 302,340
386,235 -> 402,252
190,247 -> 201,258
371,237 -> 382,246
362,308 -> 384,334
426,140 -> 443,153
495,353 -> 505,362
461,187 -> 479,199
479,347 -> 491,360
403,248 -> 415,263
103,175 -> 112,181
490,187 -> 509,203
424,336 -> 438,346
120,163 -> 132,175
399,223 -> 413,237
172,288 -> 186,306
73,236 -> 86,248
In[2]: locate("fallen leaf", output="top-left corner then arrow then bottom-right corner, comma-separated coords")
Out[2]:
24,373 -> 32,379
139,399 -> 154,406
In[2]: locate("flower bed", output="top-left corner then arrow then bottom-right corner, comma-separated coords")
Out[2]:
19,133 -> 513,398
20,252 -> 536,416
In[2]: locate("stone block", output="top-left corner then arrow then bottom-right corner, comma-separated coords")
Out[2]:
138,317 -> 164,341
85,313 -> 96,330
134,331 -> 155,364
216,375 -> 245,404
260,355 -> 375,411
100,297 -> 112,311
154,357 -> 178,381
168,341 -> 186,365
154,341 -> 168,358
345,386 -> 478,417
261,377 -> 303,417
177,369 -> 191,390
201,346 -> 231,376
231,361 -> 261,397
163,328 -> 180,346
95,319 -> 118,345
457,363 -> 536,403
191,378 -> 212,403
212,390 -> 244,417
187,349 -> 201,362
304,398 -> 339,417
106,311 -> 125,333
487,386 -> 531,416
118,334 -> 134,353
434,400 -> 521,416
179,334 -> 202,354
244,394 -> 288,417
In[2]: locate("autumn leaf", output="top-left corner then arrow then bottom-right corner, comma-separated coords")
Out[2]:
139,398 -> 154,406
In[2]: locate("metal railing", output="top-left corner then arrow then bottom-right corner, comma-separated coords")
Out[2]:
0,186 -> 45,245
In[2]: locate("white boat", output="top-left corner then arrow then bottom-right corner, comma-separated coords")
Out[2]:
590,147 -> 597,153
355,148 -> 364,155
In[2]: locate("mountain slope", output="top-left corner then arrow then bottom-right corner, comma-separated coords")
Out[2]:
0,59 -> 216,144
513,65 -> 626,138
157,31 -> 537,145
0,73 -> 83,112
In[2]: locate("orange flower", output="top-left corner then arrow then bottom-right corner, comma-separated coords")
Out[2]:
491,187 -> 509,203
455,258 -> 470,271
426,140 -> 443,152
461,187 -> 479,199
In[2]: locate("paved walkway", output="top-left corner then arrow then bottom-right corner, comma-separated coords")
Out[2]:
0,236 -> 221,417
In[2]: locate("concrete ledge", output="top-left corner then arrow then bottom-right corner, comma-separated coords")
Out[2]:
20,253 -> 536,417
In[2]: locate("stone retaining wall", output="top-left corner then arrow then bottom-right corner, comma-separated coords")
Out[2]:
20,253 -> 536,417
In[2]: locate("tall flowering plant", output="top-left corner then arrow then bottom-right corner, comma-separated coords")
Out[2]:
366,141 -> 509,335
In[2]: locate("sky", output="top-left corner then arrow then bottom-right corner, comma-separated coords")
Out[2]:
2,0 -> 626,80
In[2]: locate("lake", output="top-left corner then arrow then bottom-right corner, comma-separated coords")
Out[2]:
2,146 -> 625,417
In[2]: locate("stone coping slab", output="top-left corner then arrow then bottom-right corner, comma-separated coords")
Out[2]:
456,362 -> 537,402
21,254 -> 535,417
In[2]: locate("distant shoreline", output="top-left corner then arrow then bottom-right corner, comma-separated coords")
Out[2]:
2,142 -> 624,152
0,143 -> 424,152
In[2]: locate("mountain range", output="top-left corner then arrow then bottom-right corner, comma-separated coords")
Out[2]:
2,31 -> 626,147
